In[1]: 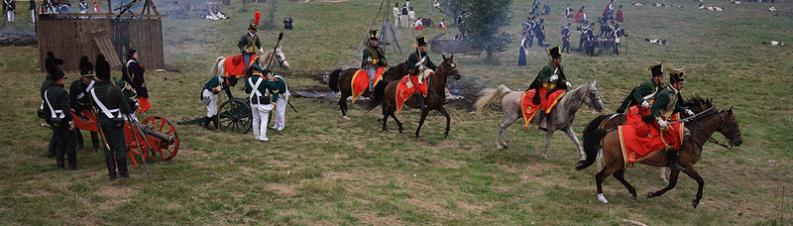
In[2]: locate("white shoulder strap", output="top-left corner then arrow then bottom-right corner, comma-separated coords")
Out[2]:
643,86 -> 659,100
90,88 -> 121,119
248,77 -> 263,100
43,89 -> 65,119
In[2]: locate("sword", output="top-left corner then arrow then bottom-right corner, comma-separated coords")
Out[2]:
287,99 -> 298,113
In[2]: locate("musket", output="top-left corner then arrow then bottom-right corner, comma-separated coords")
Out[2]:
265,33 -> 285,71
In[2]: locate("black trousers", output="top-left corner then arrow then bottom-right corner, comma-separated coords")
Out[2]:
52,126 -> 77,168
100,122 -> 128,178
74,127 -> 100,150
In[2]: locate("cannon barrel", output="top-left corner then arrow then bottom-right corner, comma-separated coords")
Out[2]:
130,120 -> 175,145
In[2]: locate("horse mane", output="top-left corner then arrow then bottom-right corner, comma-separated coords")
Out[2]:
558,81 -> 589,108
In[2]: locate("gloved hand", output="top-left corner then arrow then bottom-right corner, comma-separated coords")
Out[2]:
686,109 -> 695,116
566,81 -> 572,88
641,100 -> 650,108
657,118 -> 668,129
418,65 -> 426,72
550,74 -> 559,82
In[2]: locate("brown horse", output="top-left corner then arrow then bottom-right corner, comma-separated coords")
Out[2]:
370,55 -> 461,138
576,100 -> 743,208
328,63 -> 408,120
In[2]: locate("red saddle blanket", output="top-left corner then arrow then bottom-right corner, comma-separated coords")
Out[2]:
223,53 -> 258,78
617,107 -> 685,168
350,67 -> 386,103
395,72 -> 432,114
519,88 -> 566,129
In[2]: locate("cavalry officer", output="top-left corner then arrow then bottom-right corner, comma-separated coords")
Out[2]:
41,53 -> 76,169
93,54 -> 134,180
238,11 -> 263,74
245,65 -> 278,142
362,29 -> 388,92
201,75 -> 234,130
124,49 -> 151,113
528,46 -> 569,129
69,56 -> 100,151
616,64 -> 664,114
405,35 -> 437,103
270,73 -> 289,131
650,71 -> 688,170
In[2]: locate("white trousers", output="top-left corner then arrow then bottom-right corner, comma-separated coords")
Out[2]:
5,11 -> 13,22
273,95 -> 288,129
251,104 -> 273,141
202,89 -> 218,117
30,9 -> 34,23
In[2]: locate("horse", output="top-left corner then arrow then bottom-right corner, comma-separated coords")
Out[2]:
575,101 -> 743,208
370,54 -> 461,138
474,81 -> 605,159
209,47 -> 290,81
327,63 -> 409,120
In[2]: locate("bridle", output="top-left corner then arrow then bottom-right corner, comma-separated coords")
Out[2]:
685,107 -> 734,150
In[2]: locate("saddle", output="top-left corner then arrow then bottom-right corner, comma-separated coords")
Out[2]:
350,67 -> 386,103
520,88 -> 566,129
395,70 -> 433,114
223,53 -> 258,78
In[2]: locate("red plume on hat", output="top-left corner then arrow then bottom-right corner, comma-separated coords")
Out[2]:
253,10 -> 262,26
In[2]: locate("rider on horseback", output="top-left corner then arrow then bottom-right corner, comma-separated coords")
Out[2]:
238,11 -> 263,75
616,64 -> 664,114
405,35 -> 437,103
362,29 -> 388,92
650,71 -> 689,170
528,46 -> 569,129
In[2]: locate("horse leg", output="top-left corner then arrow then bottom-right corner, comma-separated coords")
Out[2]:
682,167 -> 705,208
564,127 -> 586,160
382,105 -> 389,131
542,130 -> 554,159
659,167 -> 670,184
497,112 -> 521,149
415,108 -> 430,138
613,169 -> 638,201
390,112 -> 404,133
438,108 -> 451,138
339,94 -> 350,120
647,169 -> 681,198
595,165 -> 619,204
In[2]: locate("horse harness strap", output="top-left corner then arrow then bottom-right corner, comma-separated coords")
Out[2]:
90,88 -> 122,119
43,90 -> 66,119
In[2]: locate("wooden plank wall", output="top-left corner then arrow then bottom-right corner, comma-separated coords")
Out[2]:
37,15 -> 165,72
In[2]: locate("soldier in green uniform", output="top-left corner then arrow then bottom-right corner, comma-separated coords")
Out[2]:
93,54 -> 134,180
69,56 -> 99,151
238,15 -> 263,75
649,71 -> 688,171
528,46 -> 569,128
201,76 -> 235,129
245,65 -> 279,142
41,55 -> 77,169
404,35 -> 437,105
362,29 -> 388,91
270,73 -> 289,131
616,64 -> 664,114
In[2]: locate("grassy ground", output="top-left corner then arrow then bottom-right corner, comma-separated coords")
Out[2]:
1,0 -> 792,225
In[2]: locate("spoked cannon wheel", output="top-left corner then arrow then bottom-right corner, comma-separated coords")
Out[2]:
218,98 -> 252,133
142,116 -> 180,161
124,123 -> 150,167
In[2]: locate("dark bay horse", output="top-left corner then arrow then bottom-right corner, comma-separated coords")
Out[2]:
576,100 -> 743,208
328,63 -> 408,120
370,55 -> 461,138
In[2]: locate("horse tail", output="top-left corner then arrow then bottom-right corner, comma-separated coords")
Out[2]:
210,57 -> 224,76
328,69 -> 342,92
475,85 -> 512,112
576,115 -> 612,170
366,80 -> 388,110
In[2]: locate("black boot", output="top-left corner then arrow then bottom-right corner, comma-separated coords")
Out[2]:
666,150 -> 684,171
212,115 -> 220,129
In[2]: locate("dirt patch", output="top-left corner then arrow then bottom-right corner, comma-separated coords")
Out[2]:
322,171 -> 353,180
457,201 -> 490,214
267,183 -> 298,197
356,211 -> 403,225
95,185 -> 141,211
407,198 -> 457,219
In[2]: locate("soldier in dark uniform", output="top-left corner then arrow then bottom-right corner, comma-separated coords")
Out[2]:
238,14 -> 263,74
650,71 -> 688,170
560,23 -> 572,53
124,49 -> 150,113
528,46 -> 569,129
69,56 -> 100,151
201,75 -> 234,129
42,55 -> 77,169
362,29 -> 388,92
405,35 -> 437,102
93,54 -> 134,180
616,64 -> 665,114
42,52 -> 65,158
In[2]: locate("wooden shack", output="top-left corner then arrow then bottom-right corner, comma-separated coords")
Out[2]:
36,6 -> 164,71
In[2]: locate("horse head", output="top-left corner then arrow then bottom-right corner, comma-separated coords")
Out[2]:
718,107 -> 743,147
439,54 -> 461,81
259,47 -> 289,70
581,81 -> 605,113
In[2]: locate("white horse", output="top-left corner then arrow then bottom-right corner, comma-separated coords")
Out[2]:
210,47 -> 290,78
475,81 -> 605,159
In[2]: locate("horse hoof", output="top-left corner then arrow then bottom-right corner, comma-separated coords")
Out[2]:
646,192 -> 656,199
342,116 -> 351,120
692,200 -> 700,208
597,193 -> 609,204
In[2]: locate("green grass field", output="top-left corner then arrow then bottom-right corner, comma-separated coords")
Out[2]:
1,0 -> 792,225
